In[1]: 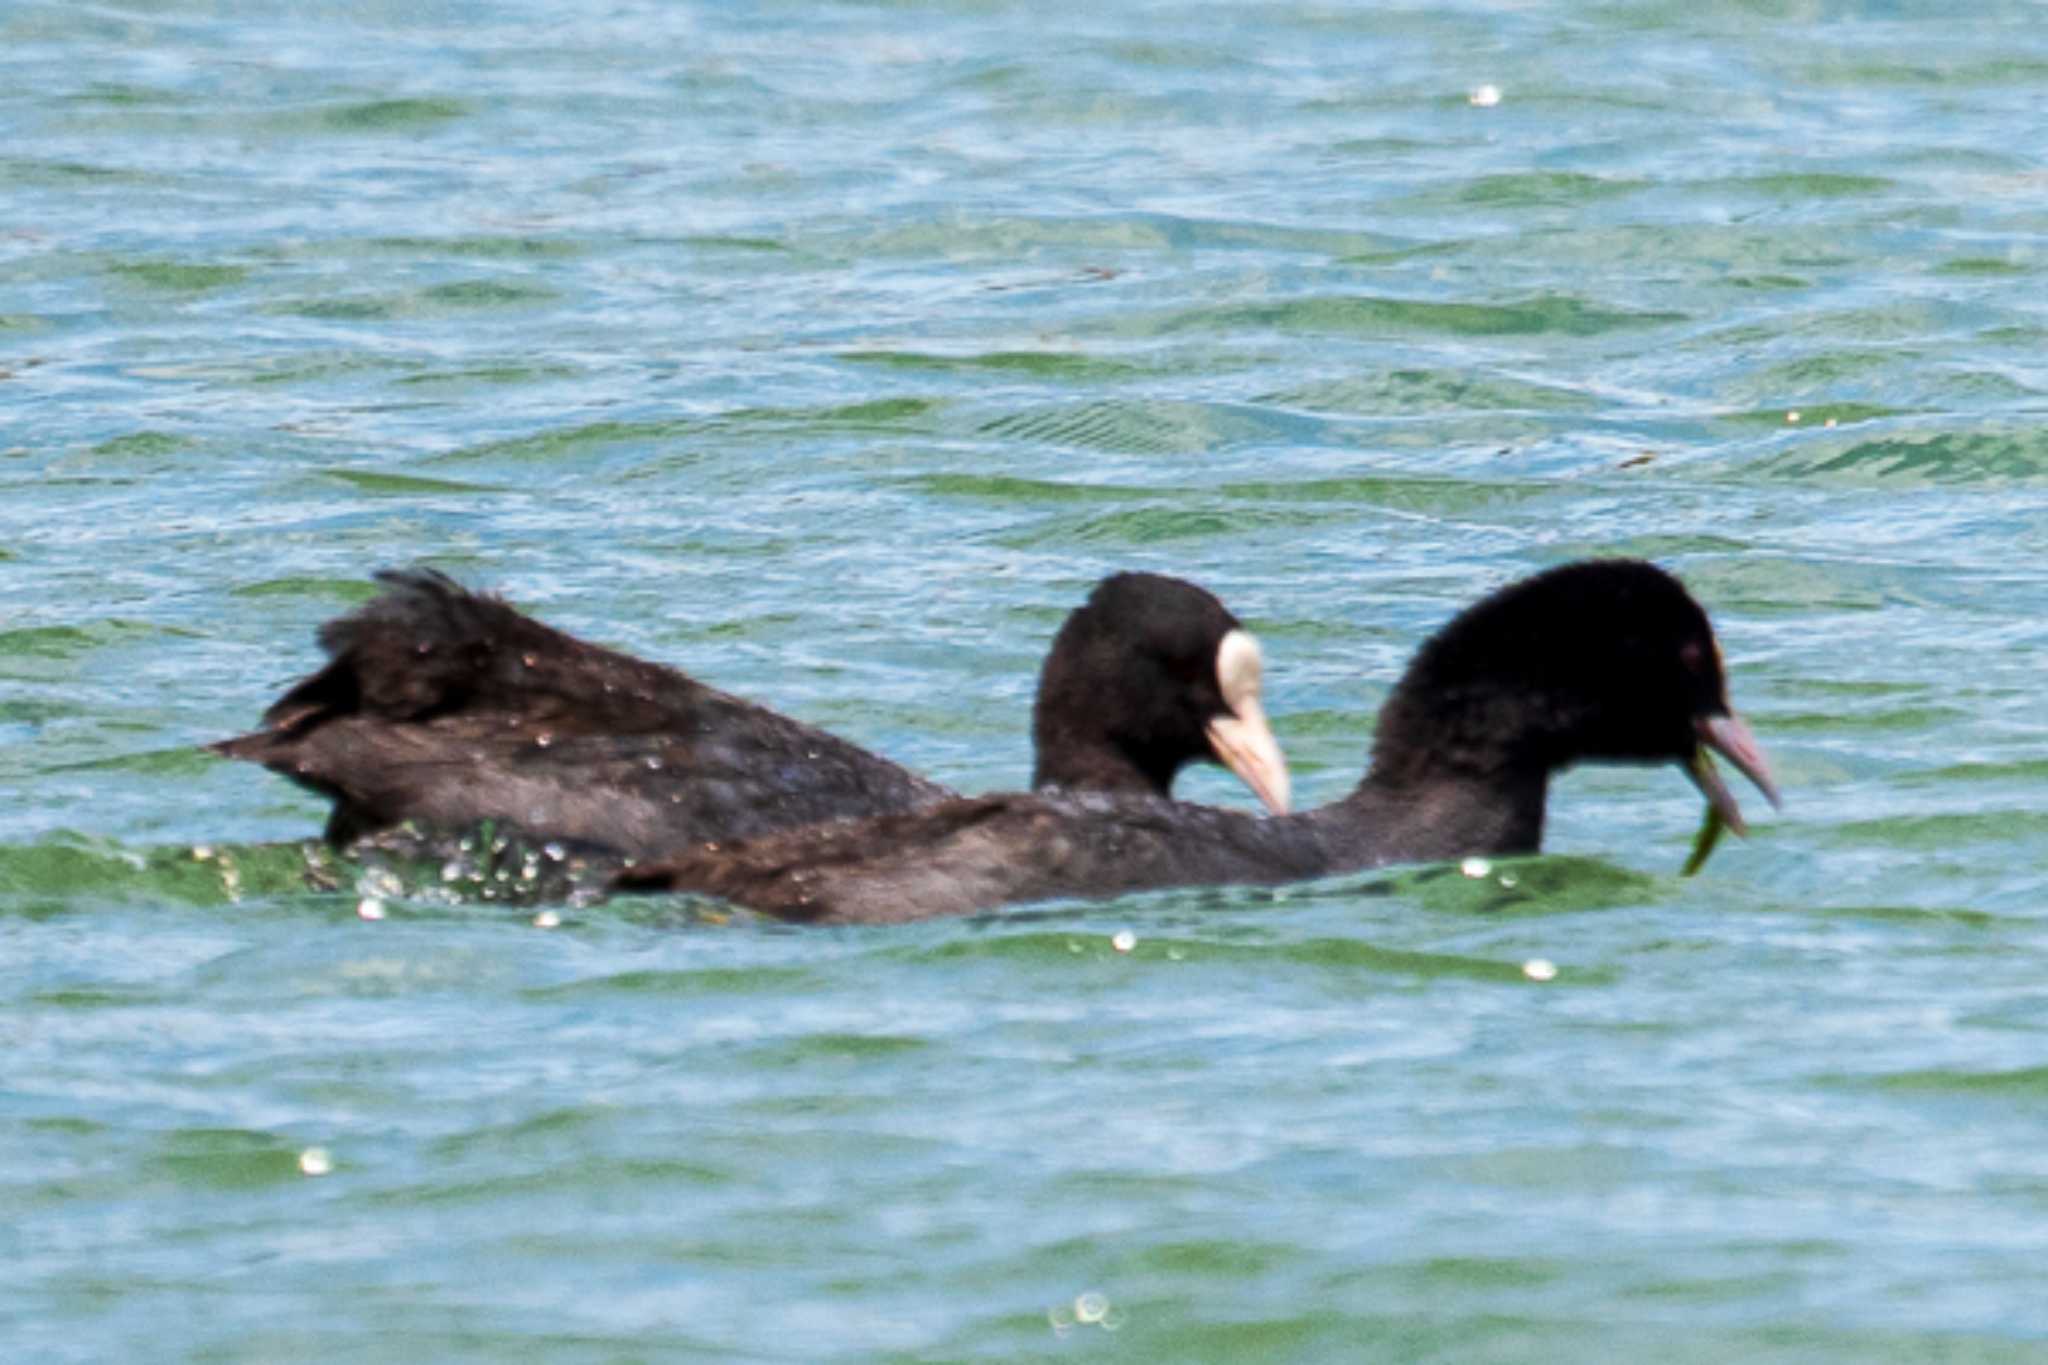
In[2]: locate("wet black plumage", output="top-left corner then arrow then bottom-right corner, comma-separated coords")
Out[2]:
212,569 -> 1286,859
616,560 -> 1778,923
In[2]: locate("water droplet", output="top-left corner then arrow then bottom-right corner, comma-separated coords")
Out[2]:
534,910 -> 561,929
357,898 -> 386,921
1111,930 -> 1136,953
1460,857 -> 1492,879
1074,1291 -> 1110,1325
1786,409 -> 1802,424
191,845 -> 214,862
1523,958 -> 1558,982
299,1147 -> 333,1176
1469,83 -> 1502,107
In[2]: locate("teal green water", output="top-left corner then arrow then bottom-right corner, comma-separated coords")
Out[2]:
8,1 -> 2048,1359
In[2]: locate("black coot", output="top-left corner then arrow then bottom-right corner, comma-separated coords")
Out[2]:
212,569 -> 1289,859
616,560 -> 1778,922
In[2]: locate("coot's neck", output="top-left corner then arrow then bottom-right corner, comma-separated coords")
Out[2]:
1292,657 -> 1559,870
1308,765 -> 1550,872
1031,743 -> 1172,799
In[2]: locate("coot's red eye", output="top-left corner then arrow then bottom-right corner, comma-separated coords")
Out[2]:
1679,640 -> 1706,674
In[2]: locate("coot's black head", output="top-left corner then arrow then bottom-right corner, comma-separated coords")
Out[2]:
1032,572 -> 1290,813
1370,559 -> 1776,829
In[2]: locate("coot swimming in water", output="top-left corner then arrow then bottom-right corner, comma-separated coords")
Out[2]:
212,569 -> 1290,859
616,560 -> 1778,923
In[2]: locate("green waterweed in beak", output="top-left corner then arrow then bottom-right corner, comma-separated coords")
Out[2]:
1680,716 -> 1779,876
1681,749 -> 1730,877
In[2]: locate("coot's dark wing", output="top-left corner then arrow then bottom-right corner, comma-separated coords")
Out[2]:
211,569 -> 951,854
615,791 -> 1330,925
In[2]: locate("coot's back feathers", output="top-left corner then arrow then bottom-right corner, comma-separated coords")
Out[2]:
619,559 -> 1777,923
265,568 -> 684,731
213,569 -> 949,852
618,790 -> 1327,925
